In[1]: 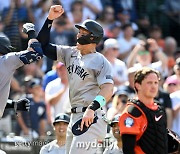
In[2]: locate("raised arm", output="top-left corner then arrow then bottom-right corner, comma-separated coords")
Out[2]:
127,42 -> 143,68
23,5 -> 65,60
37,5 -> 64,43
148,39 -> 168,69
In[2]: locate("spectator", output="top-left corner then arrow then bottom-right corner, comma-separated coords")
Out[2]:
118,67 -> 136,99
174,49 -> 180,60
81,0 -> 103,21
163,76 -> 180,94
164,0 -> 180,20
163,0 -> 180,46
33,0 -> 52,32
116,10 -> 138,31
104,22 -> 122,39
67,0 -> 103,22
103,114 -> 123,154
170,90 -> 180,136
40,113 -> 70,154
67,0 -> 83,26
16,78 -> 46,138
112,0 -> 137,22
0,16 -> 6,36
117,23 -> 139,61
174,58 -> 180,83
103,38 -> 128,87
97,5 -> 115,32
50,18 -> 76,46
166,58 -> 180,86
135,14 -> 150,39
107,90 -> 128,120
45,62 -> 71,120
127,38 -> 168,79
18,20 -> 29,51
164,37 -> 177,75
148,25 -> 165,50
42,62 -> 59,91
2,0 -> 34,51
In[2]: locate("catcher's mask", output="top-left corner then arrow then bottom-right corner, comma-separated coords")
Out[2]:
75,19 -> 103,45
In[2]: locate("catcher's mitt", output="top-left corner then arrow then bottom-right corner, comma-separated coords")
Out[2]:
167,128 -> 180,154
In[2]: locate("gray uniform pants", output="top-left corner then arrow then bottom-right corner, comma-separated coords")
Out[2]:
66,109 -> 107,154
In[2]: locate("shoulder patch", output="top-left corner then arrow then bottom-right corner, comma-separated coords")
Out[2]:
127,105 -> 142,117
124,117 -> 134,127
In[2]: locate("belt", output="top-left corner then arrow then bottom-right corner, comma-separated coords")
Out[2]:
71,107 -> 87,113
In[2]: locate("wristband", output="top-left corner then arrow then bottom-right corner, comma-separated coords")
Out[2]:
88,101 -> 100,111
88,95 -> 106,111
94,95 -> 106,107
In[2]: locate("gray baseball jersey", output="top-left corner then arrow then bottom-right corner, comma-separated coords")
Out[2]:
56,45 -> 113,108
103,141 -> 123,154
0,52 -> 24,118
39,140 -> 66,154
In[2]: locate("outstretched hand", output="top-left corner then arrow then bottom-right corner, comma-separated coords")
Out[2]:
48,5 -> 64,20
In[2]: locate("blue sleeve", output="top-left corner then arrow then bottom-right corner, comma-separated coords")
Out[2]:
37,18 -> 57,60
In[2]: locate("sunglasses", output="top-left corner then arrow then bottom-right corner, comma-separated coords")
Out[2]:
138,50 -> 149,55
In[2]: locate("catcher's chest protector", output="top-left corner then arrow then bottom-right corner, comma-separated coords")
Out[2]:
132,99 -> 168,154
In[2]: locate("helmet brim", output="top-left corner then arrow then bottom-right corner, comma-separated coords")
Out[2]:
75,24 -> 89,32
53,120 -> 69,125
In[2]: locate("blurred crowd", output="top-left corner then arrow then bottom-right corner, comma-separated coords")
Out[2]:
0,0 -> 180,153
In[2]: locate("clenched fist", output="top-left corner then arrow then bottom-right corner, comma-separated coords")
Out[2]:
48,5 -> 64,20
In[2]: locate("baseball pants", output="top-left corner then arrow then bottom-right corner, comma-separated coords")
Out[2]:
66,109 -> 107,154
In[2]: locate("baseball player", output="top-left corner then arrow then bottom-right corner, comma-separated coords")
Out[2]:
0,35 -> 43,119
23,5 -> 114,154
119,67 -> 168,153
103,114 -> 123,154
40,113 -> 70,154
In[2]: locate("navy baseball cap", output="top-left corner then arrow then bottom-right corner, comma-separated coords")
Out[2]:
72,116 -> 98,136
110,114 -> 121,127
27,78 -> 41,88
53,113 -> 70,125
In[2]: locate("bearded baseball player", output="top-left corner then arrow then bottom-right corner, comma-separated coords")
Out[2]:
23,5 -> 114,154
